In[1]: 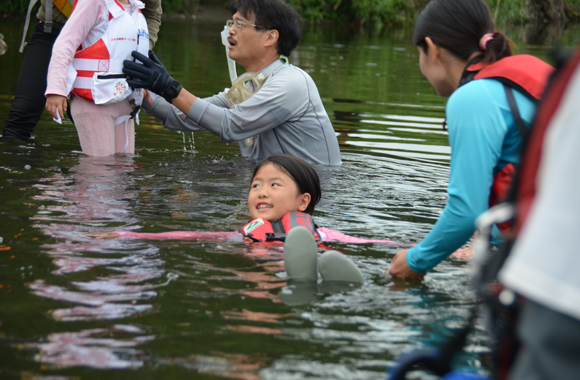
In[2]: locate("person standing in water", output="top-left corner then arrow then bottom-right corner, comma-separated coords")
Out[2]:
122,0 -> 342,166
389,0 -> 553,279
45,0 -> 151,156
2,0 -> 161,141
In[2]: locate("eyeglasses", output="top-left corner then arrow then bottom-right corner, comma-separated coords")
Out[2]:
226,19 -> 265,31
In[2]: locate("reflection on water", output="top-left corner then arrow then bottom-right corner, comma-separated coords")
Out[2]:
337,105 -> 450,162
26,326 -> 154,369
154,352 -> 268,380
1,18 -> 575,380
23,156 -> 169,367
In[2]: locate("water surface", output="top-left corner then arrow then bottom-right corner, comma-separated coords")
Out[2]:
1,17 -> 578,380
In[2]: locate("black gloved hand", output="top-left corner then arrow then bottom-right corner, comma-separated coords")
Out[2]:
123,50 -> 183,103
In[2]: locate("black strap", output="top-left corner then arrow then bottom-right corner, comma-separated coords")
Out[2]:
265,219 -> 287,242
130,105 -> 141,120
270,218 -> 285,234
504,85 -> 529,139
459,55 -> 484,85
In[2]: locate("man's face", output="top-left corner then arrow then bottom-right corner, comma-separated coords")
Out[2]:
227,12 -> 267,70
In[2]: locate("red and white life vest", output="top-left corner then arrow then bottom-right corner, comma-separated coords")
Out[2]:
240,211 -> 320,242
67,0 -> 149,106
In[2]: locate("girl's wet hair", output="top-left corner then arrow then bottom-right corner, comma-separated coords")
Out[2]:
414,0 -> 512,63
252,155 -> 321,215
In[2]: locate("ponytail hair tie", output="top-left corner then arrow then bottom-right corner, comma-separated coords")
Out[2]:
479,33 -> 494,50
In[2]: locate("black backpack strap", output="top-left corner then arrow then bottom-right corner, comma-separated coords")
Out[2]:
459,55 -> 485,85
504,84 -> 529,139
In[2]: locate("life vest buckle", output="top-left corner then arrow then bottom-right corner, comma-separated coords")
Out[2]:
265,232 -> 287,242
130,104 -> 141,119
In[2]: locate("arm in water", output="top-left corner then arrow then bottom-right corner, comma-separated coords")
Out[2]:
394,80 -> 532,277
112,227 -> 405,245
317,227 -> 403,244
115,230 -> 244,242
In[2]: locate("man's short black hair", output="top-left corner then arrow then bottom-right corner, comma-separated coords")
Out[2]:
230,0 -> 302,57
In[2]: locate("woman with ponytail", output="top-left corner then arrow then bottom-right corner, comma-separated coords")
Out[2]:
390,0 -> 554,279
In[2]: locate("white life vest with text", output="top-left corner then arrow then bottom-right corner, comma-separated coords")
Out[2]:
67,0 -> 149,106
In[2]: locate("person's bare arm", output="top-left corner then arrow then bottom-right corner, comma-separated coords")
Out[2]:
170,88 -> 198,115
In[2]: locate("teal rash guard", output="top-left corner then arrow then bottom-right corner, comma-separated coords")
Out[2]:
406,78 -> 537,273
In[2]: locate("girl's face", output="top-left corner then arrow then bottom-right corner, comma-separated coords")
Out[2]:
248,163 -> 311,221
418,39 -> 458,98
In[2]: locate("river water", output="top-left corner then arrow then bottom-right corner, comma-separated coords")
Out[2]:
0,16 -> 578,380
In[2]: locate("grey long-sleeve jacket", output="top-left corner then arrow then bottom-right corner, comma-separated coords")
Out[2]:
143,59 -> 342,165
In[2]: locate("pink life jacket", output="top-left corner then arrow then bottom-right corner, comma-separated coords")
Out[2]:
67,0 -> 149,106
240,211 -> 320,242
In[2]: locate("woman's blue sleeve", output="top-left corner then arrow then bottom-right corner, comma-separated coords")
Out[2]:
406,81 -> 509,273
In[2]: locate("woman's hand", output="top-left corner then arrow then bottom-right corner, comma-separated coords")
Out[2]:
389,249 -> 425,279
45,95 -> 67,119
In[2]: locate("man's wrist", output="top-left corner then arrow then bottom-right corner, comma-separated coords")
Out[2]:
161,80 -> 183,103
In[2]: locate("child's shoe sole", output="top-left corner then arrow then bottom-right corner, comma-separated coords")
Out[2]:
319,250 -> 364,284
283,227 -> 318,282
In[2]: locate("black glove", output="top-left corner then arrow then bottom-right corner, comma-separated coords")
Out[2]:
123,50 -> 183,103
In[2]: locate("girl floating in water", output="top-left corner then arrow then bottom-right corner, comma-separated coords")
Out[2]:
389,0 -> 554,279
115,154 -> 402,283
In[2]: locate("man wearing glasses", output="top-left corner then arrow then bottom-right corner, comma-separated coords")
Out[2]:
123,0 -> 342,165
